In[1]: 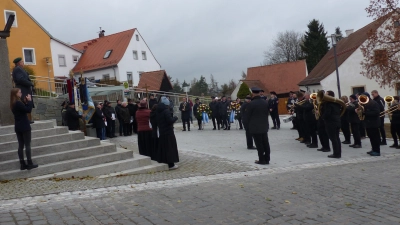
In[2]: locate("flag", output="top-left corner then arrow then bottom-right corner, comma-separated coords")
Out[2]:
83,78 -> 95,121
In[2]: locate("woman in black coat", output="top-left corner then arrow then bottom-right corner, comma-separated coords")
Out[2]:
155,97 -> 179,169
65,102 -> 82,131
150,104 -> 159,160
10,88 -> 38,170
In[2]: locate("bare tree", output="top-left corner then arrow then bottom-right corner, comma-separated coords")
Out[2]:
209,74 -> 219,95
360,0 -> 400,88
264,30 -> 305,65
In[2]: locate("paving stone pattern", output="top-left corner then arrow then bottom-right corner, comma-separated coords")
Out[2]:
1,157 -> 400,224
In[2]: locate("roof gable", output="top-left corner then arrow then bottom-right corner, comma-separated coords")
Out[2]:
298,18 -> 386,86
72,29 -> 135,73
246,60 -> 307,94
137,70 -> 172,91
241,80 -> 268,93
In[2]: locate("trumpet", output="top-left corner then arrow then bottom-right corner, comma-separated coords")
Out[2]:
356,95 -> 369,120
294,99 -> 306,105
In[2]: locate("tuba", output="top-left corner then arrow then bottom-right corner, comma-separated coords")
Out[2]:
310,93 -> 319,119
316,90 -> 346,116
357,95 -> 369,120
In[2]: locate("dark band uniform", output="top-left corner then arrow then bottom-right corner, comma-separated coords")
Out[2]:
363,98 -> 381,154
299,99 -> 317,147
373,95 -> 386,144
241,97 -> 255,149
268,93 -> 280,129
347,100 -> 362,147
321,101 -> 342,157
179,101 -> 191,131
209,98 -> 220,130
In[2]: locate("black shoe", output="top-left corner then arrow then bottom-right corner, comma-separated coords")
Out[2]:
223,128 -> 228,130
349,144 -> 355,147
271,127 -> 276,129
370,151 -> 381,156
213,128 -> 216,130
322,149 -> 331,152
247,146 -> 257,150
342,141 -> 351,144
228,127 -> 230,130
308,145 -> 318,148
182,129 -> 186,131
352,145 -> 362,148
26,160 -> 38,170
389,144 -> 398,148
367,151 -> 373,155
304,142 -> 311,145
317,148 -> 324,151
328,154 -> 341,158
239,128 -> 243,130
255,160 -> 268,165
188,129 -> 190,131
277,127 -> 280,130
380,141 -> 387,146
30,121 -> 34,124
19,160 -> 27,170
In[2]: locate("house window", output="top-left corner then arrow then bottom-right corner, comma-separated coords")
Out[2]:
4,10 -> 17,27
103,50 -> 112,59
136,35 -> 139,41
22,48 -> 36,65
72,55 -> 79,63
58,55 -> 66,67
127,72 -> 133,81
133,51 -> 138,60
103,74 -> 110,80
352,86 -> 365,95
142,51 -> 147,60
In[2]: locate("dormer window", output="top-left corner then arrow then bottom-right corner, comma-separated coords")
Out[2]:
103,50 -> 112,59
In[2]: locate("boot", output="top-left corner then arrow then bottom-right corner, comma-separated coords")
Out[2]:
26,160 -> 38,170
20,160 -> 27,170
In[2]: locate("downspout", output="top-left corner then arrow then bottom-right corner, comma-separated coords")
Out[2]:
112,66 -> 116,80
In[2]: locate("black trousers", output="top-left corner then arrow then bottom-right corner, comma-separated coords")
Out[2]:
123,123 -> 129,136
378,117 -> 386,142
307,121 -> 318,145
16,131 -> 32,161
106,119 -> 116,137
118,118 -> 124,135
220,115 -> 228,128
292,118 -> 297,128
318,120 -> 330,150
366,127 -> 381,152
341,120 -> 351,142
182,118 -> 190,130
245,128 -> 254,148
237,117 -> 243,129
211,115 -> 220,129
252,133 -> 270,163
270,111 -> 280,128
350,123 -> 361,145
359,121 -> 366,137
325,123 -> 341,156
297,119 -> 305,138
197,118 -> 202,129
391,122 -> 400,145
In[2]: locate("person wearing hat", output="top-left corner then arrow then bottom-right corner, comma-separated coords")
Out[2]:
155,96 -> 180,170
268,91 -> 280,130
136,98 -> 154,158
61,100 -> 69,126
179,97 -> 191,131
241,95 -> 256,149
347,94 -> 362,148
209,96 -> 220,130
260,90 -> 267,100
218,96 -> 230,130
192,98 -> 203,130
103,101 -> 117,138
93,102 -> 106,140
65,102 -> 83,131
357,92 -> 381,156
12,57 -> 35,123
371,90 -> 387,145
247,87 -> 271,165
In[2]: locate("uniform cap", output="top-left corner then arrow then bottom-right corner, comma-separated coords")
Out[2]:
13,57 -> 22,64
270,91 -> 277,95
251,87 -> 262,93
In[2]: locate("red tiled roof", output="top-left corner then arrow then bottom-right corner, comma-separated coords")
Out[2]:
72,29 -> 135,73
137,70 -> 172,91
241,80 -> 268,93
246,60 -> 307,95
298,18 -> 386,86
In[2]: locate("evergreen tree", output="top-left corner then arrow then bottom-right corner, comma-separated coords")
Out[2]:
301,19 -> 329,73
335,27 -> 343,41
172,78 -> 183,93
189,76 -> 208,96
236,82 -> 251,99
182,80 -> 189,87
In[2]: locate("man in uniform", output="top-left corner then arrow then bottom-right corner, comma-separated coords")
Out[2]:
287,91 -> 296,129
294,91 -> 305,142
268,91 -> 280,130
347,95 -> 362,148
219,96 -> 229,130
192,98 -> 203,130
241,96 -> 256,149
209,96 -> 220,130
299,92 -> 318,148
321,91 -> 342,158
179,97 -> 191,131
358,92 -> 381,156
317,91 -> 330,152
12,57 -> 34,123
260,90 -> 267,100
247,87 -> 271,165
236,98 -> 244,129
371,90 -> 386,145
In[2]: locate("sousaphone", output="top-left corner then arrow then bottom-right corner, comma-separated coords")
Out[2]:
316,91 -> 346,116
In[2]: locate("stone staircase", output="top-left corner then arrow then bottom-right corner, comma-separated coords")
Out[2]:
0,120 -> 168,181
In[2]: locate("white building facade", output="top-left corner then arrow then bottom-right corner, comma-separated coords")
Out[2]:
50,38 -> 82,78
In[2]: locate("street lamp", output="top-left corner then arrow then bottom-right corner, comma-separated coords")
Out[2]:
330,34 -> 341,98
44,57 -> 52,93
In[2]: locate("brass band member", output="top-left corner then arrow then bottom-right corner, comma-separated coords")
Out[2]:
357,92 -> 381,156
347,95 -> 362,148
371,90 -> 387,145
241,96 -> 256,149
287,91 -> 297,130
294,91 -> 305,142
179,97 -> 191,131
268,91 -> 280,130
209,96 -> 220,130
340,96 -> 351,144
389,96 -> 400,149
299,92 -> 318,148
320,90 -> 342,158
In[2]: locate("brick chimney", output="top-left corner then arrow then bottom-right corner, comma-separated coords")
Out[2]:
99,30 -> 105,38
345,29 -> 354,37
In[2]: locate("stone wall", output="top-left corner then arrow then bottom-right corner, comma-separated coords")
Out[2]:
32,97 -> 65,126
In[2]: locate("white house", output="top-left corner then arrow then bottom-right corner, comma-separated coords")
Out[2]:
50,38 -> 82,78
298,18 -> 399,98
71,29 -> 161,86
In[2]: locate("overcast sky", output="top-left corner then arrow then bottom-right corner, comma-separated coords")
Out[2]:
18,0 -> 372,86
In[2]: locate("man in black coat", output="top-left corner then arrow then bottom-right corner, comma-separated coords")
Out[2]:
235,98 -> 244,130
371,90 -> 386,145
209,96 -> 220,130
241,96 -> 255,149
347,95 -> 362,148
179,97 -> 191,131
268,91 -> 280,130
12,57 -> 34,123
287,91 -> 297,129
247,87 -> 271,165
149,95 -> 158,110
299,93 -> 318,148
294,92 -> 305,142
219,96 -> 229,130
358,92 -> 381,156
103,101 -> 116,138
127,99 -> 137,135
321,91 -> 342,158
192,98 -> 203,130
115,100 -> 124,136
65,102 -> 82,131
93,102 -> 106,140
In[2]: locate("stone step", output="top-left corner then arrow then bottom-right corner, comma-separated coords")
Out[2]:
29,151 -> 151,180
0,120 -> 55,136
0,136 -> 100,162
98,160 -> 169,178
0,131 -> 85,152
0,126 -> 69,143
0,148 -> 133,181
0,142 -> 116,171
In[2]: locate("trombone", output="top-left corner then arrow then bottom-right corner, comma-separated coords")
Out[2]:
380,104 -> 399,117
380,95 -> 397,118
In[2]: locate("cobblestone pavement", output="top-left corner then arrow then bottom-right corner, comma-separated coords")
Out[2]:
1,155 -> 400,224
